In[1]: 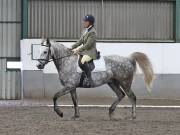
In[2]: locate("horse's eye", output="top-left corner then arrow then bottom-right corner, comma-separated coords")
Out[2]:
44,51 -> 47,54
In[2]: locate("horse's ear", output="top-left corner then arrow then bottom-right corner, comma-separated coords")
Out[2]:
47,38 -> 49,43
41,36 -> 45,45
46,38 -> 51,47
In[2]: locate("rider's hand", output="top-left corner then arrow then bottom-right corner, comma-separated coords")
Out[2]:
72,48 -> 79,54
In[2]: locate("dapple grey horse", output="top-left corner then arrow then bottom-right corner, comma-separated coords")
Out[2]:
37,39 -> 154,120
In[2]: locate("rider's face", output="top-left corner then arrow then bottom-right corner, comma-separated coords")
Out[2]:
83,21 -> 91,28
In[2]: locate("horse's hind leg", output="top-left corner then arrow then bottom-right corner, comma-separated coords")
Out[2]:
122,85 -> 136,119
127,88 -> 136,119
70,89 -> 80,119
108,80 -> 125,120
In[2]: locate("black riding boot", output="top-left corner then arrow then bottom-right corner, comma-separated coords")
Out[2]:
83,62 -> 94,87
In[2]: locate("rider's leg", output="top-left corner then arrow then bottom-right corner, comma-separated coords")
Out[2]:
78,55 -> 84,70
78,55 -> 86,86
81,55 -> 92,64
81,55 -> 93,87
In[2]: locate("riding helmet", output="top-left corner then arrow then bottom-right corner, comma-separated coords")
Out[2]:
83,15 -> 95,25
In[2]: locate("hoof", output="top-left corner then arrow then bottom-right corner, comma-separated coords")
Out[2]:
59,112 -> 63,118
109,108 -> 114,115
54,108 -> 63,118
131,113 -> 136,120
109,112 -> 123,121
132,115 -> 136,120
109,114 -> 113,120
71,115 -> 80,120
109,108 -> 114,119
109,112 -> 116,120
124,115 -> 136,120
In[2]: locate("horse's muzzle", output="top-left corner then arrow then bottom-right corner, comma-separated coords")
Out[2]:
36,63 -> 44,69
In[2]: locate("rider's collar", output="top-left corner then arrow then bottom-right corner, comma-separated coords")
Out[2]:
86,25 -> 93,32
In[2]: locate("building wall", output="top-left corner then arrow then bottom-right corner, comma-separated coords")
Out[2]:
28,0 -> 175,41
0,59 -> 21,99
0,0 -> 21,58
0,0 -> 21,99
0,0 -> 178,99
176,0 -> 180,41
22,71 -> 180,99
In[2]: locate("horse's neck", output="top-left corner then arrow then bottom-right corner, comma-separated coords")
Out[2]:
51,43 -> 69,58
52,44 -> 77,74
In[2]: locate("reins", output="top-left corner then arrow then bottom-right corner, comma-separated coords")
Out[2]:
38,43 -> 73,63
49,53 -> 73,62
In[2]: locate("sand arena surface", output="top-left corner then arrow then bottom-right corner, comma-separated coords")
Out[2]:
0,106 -> 180,135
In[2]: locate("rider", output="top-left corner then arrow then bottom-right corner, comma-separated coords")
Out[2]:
70,14 -> 97,87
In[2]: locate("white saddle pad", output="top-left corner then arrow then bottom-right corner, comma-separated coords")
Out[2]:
77,57 -> 106,73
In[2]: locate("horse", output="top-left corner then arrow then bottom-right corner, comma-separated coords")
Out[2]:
37,39 -> 154,120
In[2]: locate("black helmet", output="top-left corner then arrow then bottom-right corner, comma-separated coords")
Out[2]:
83,15 -> 95,25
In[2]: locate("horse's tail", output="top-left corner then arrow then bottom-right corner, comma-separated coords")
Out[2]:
130,52 -> 154,92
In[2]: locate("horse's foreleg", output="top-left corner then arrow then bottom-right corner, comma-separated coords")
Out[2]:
70,89 -> 80,119
53,87 -> 72,118
108,80 -> 125,120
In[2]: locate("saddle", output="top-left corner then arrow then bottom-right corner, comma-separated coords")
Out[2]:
88,50 -> 101,71
78,50 -> 101,72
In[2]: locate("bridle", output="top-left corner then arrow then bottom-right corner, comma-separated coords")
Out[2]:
38,42 -> 73,64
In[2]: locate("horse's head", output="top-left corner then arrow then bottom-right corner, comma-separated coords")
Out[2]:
37,38 -> 53,69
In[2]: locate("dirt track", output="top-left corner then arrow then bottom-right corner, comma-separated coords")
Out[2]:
0,106 -> 180,135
